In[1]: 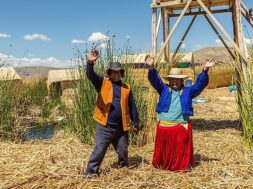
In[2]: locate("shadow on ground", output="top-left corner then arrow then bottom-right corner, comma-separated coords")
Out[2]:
110,155 -> 149,170
191,119 -> 240,131
194,153 -> 220,167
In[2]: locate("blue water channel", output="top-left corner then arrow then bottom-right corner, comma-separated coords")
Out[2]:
24,125 -> 55,140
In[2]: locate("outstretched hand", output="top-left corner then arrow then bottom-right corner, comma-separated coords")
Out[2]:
145,55 -> 155,69
204,58 -> 216,71
87,49 -> 99,64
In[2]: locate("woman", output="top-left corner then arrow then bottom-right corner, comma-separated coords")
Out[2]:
145,55 -> 216,171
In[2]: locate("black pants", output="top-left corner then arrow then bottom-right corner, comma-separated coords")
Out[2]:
85,123 -> 129,174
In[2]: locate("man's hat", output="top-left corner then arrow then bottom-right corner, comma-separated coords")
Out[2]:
163,68 -> 189,80
106,62 -> 125,76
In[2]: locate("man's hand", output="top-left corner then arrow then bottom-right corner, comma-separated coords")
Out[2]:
145,55 -> 155,69
133,126 -> 139,135
204,58 -> 216,71
87,49 -> 99,64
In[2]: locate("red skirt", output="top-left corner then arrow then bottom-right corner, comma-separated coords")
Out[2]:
152,121 -> 194,171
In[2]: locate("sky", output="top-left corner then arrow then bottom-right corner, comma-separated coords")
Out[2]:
0,0 -> 253,67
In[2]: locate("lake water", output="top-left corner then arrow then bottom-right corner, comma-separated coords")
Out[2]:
24,125 -> 55,140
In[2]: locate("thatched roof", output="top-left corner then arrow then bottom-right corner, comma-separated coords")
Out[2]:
120,52 -> 193,64
47,69 -> 80,86
0,67 -> 22,81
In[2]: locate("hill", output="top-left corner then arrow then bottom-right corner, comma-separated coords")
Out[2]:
193,46 -> 232,66
13,46 -> 238,79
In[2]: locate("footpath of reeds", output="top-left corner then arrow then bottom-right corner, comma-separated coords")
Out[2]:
1,88 -> 252,189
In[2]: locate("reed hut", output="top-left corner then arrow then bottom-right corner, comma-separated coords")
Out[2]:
0,67 -> 22,82
121,52 -> 194,83
47,69 -> 80,98
121,52 -> 193,68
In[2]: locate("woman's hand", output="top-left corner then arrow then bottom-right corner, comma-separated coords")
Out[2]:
145,55 -> 155,69
204,58 -> 216,71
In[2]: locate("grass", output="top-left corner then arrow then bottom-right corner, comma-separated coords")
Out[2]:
64,41 -> 152,145
233,56 -> 253,148
0,81 -> 15,139
0,75 -> 62,141
64,66 -> 98,144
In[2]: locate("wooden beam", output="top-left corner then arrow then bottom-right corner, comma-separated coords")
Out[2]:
155,0 -> 193,64
152,0 -> 158,58
156,9 -> 162,41
173,15 -> 197,58
151,0 -> 230,9
196,0 -> 247,62
163,7 -> 173,15
240,2 -> 253,28
241,11 -> 253,28
241,0 -> 253,21
204,15 -> 235,59
232,0 -> 249,59
232,0 -> 249,83
162,8 -> 169,61
169,8 -> 231,17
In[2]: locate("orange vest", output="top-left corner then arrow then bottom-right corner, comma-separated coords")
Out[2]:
93,78 -> 131,131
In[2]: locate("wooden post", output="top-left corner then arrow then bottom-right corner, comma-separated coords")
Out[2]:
162,8 -> 170,61
156,10 -> 161,41
173,15 -> 197,58
196,0 -> 247,62
204,15 -> 235,59
232,0 -> 249,59
241,1 -> 253,28
152,0 -> 158,58
156,0 -> 193,64
232,0 -> 249,88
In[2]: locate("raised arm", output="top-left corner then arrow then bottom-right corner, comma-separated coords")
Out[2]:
190,59 -> 216,98
86,49 -> 104,92
145,55 -> 166,94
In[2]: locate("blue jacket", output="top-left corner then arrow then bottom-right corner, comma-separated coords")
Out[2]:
148,69 -> 209,116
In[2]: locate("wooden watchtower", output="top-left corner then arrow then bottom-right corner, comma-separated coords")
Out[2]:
151,0 -> 253,63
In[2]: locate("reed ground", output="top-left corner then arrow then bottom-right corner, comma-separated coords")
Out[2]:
0,87 -> 253,189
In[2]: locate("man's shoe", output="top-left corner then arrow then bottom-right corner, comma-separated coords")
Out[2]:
83,173 -> 98,180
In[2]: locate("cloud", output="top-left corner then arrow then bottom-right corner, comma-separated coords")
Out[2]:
126,35 -> 130,39
23,33 -> 51,41
244,38 -> 253,46
71,39 -> 86,44
216,38 -> 253,46
28,53 -> 35,57
0,33 -> 11,38
181,43 -> 186,49
215,38 -> 230,46
100,43 -> 107,49
88,32 -> 109,42
0,53 -> 71,67
215,39 -> 222,45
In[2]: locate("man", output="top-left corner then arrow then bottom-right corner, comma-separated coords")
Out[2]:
145,55 -> 216,171
85,49 -> 139,177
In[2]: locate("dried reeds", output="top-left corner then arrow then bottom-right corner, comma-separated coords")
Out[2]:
1,89 -> 253,188
195,66 -> 235,89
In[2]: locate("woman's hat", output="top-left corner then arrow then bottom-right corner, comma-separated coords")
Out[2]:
163,68 -> 189,80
